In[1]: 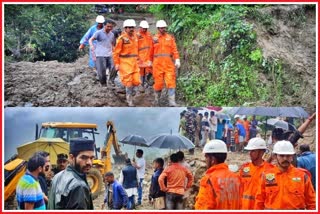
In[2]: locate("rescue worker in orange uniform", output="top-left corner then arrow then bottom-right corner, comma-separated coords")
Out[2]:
242,115 -> 250,144
151,20 -> 180,106
239,137 -> 274,209
195,140 -> 241,210
113,19 -> 141,106
137,20 -> 153,93
254,140 -> 316,210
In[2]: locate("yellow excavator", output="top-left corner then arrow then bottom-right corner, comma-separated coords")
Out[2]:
87,121 -> 127,199
4,120 -> 126,205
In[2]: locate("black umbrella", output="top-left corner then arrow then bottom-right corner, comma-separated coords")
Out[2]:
148,133 -> 195,150
266,118 -> 296,131
119,134 -> 149,158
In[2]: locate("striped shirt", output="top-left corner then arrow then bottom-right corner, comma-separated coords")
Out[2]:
16,171 -> 46,210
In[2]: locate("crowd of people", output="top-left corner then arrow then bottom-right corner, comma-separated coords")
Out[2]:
14,112 -> 316,210
79,15 -> 181,107
179,108 -> 316,156
179,108 -> 261,153
15,136 -> 316,210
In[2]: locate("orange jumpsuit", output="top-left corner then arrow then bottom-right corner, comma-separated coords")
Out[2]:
113,32 -> 141,87
151,32 -> 179,91
254,164 -> 316,210
195,163 -> 241,210
243,120 -> 250,142
137,31 -> 153,76
239,161 -> 274,209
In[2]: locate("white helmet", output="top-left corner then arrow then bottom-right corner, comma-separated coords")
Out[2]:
123,19 -> 136,28
139,20 -> 149,28
234,114 -> 240,119
203,140 -> 227,153
96,15 -> 105,24
244,137 -> 267,150
273,140 -> 295,155
156,20 -> 167,28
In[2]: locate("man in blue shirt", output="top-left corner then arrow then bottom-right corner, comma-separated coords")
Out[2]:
89,19 -> 115,86
102,172 -> 128,210
149,158 -> 165,209
235,115 -> 246,152
16,153 -> 46,210
297,144 -> 316,190
79,15 -> 105,69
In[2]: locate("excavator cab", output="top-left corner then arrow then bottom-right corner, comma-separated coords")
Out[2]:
4,121 -> 127,204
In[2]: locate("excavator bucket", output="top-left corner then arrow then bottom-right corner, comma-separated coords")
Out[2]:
112,154 -> 127,164
105,121 -> 128,165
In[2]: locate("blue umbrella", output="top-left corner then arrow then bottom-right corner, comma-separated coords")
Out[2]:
229,107 -> 309,118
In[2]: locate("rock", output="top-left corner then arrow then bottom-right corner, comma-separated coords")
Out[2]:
189,160 -> 196,167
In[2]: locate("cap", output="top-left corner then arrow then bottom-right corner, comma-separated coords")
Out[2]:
57,153 -> 68,160
70,138 -> 94,155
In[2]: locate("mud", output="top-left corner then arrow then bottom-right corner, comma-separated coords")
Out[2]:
4,12 -> 186,107
253,5 -> 316,112
4,6 -> 316,109
4,58 -> 157,107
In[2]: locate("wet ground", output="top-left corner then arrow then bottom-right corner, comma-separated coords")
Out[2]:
4,56 -> 185,107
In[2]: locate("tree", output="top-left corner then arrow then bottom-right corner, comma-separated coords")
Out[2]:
4,4 -> 92,62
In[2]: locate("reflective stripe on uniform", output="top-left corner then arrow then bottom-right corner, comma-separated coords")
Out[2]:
138,46 -> 150,51
154,53 -> 172,58
242,195 -> 255,200
119,54 -> 138,58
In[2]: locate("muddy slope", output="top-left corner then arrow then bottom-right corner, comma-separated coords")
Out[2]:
4,6 -> 316,108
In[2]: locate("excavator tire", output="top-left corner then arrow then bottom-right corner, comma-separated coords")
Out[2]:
87,168 -> 104,200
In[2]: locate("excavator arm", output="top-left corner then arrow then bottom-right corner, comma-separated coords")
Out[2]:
101,121 -> 126,173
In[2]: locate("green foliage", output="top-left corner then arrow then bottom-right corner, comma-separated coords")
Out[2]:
249,49 -> 263,62
172,5 -> 269,106
177,74 -> 209,106
262,58 -> 284,106
4,4 -> 92,62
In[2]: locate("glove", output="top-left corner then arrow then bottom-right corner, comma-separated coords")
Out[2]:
175,59 -> 181,69
147,61 -> 152,67
78,44 -> 85,51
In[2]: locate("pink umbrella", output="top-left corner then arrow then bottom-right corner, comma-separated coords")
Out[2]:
206,106 -> 223,111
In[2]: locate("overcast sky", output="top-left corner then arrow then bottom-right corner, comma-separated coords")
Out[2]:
4,107 -> 186,162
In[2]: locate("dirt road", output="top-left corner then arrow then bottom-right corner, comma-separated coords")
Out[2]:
4,56 -> 186,107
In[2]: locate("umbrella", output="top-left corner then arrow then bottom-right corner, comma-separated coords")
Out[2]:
17,137 -> 69,164
148,133 -> 195,150
119,134 -> 149,157
215,112 -> 231,120
229,107 -> 309,118
266,118 -> 296,131
206,106 -> 223,111
187,107 -> 204,111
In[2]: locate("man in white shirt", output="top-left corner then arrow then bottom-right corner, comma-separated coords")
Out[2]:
209,111 -> 217,140
132,149 -> 146,206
